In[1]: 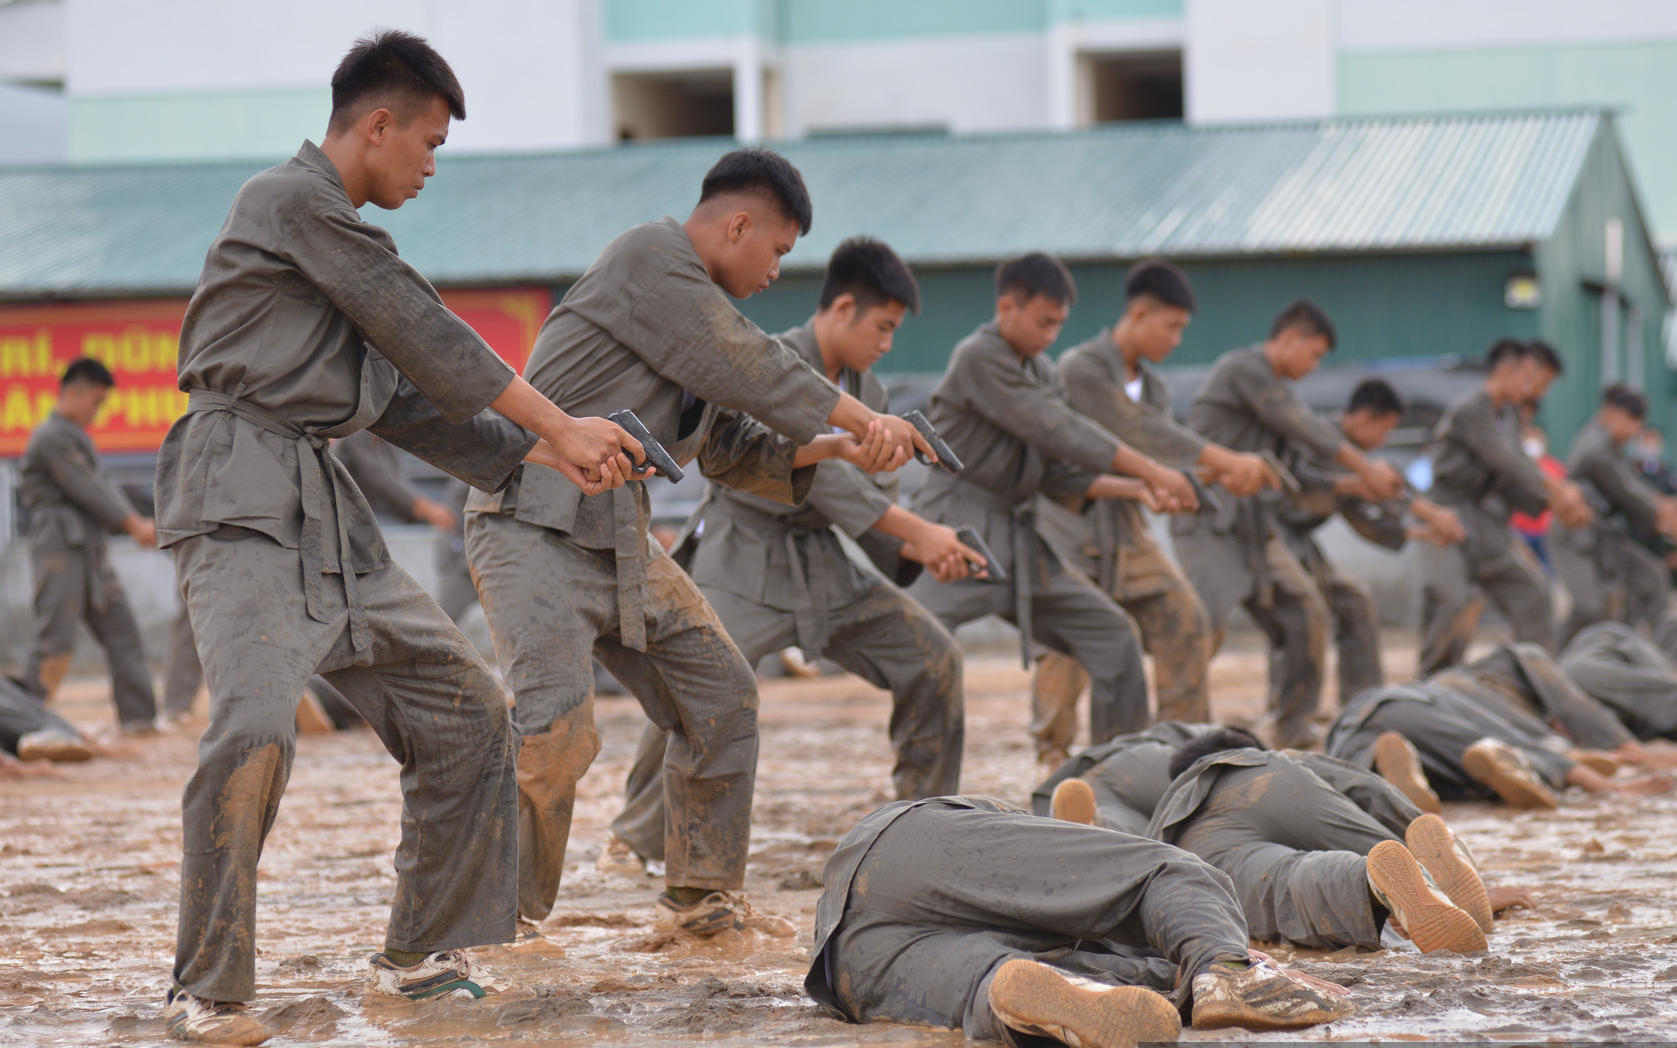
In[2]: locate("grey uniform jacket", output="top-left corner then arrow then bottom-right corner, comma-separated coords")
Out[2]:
1146,747 -> 1399,845
1553,421 -> 1664,570
155,140 -> 536,654
1427,389 -> 1548,560
21,414 -> 137,609
1045,332 -> 1206,594
465,218 -> 840,647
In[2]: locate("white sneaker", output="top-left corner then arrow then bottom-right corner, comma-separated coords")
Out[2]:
653,891 -> 796,938
1191,954 -> 1355,1030
596,835 -> 647,877
16,730 -> 94,763
367,949 -> 508,1000
163,989 -> 273,1045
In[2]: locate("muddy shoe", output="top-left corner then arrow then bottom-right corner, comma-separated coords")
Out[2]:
1404,814 -> 1492,932
1373,731 -> 1440,814
654,890 -> 796,938
1191,954 -> 1355,1030
1461,739 -> 1557,809
16,730 -> 94,763
596,835 -> 647,877
368,949 -> 508,1000
988,958 -> 1181,1048
1038,747 -> 1072,774
1051,778 -> 1099,826
164,989 -> 273,1045
1366,840 -> 1487,953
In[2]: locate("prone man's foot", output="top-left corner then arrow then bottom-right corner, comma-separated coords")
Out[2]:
1191,954 -> 1354,1030
367,949 -> 508,1000
1404,814 -> 1492,933
1569,749 -> 1621,777
1373,731 -> 1441,814
596,835 -> 648,877
1461,739 -> 1556,809
16,730 -> 94,763
1366,840 -> 1487,953
164,988 -> 273,1045
988,958 -> 1180,1048
654,889 -> 795,938
1050,779 -> 1099,826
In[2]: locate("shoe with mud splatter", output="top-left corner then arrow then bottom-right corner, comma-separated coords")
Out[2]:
1191,954 -> 1355,1030
1460,739 -> 1557,809
596,835 -> 647,877
1050,778 -> 1099,826
988,958 -> 1181,1048
1404,814 -> 1492,932
15,730 -> 94,763
654,890 -> 796,938
1366,840 -> 1487,953
367,949 -> 508,1000
163,989 -> 273,1045
1373,731 -> 1440,814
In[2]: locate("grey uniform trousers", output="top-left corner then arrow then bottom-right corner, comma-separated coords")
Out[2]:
1174,761 -> 1406,951
1560,622 -> 1677,740
162,605 -> 203,719
23,539 -> 156,728
1553,536 -> 1670,650
170,527 -> 518,1003
1418,537 -> 1553,675
822,803 -> 1250,1042
905,530 -> 1150,744
612,577 -> 963,863
465,512 -> 759,917
1319,561 -> 1384,704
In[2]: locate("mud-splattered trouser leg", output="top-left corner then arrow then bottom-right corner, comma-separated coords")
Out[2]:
1323,563 -> 1383,704
162,603 -> 204,719
823,802 -> 1248,1039
466,512 -> 758,917
1419,540 -> 1551,676
1175,763 -> 1397,949
0,676 -> 81,753
23,538 -> 156,728
171,527 -> 517,1003
1297,752 -> 1423,837
614,577 -> 966,864
1244,538 -> 1329,747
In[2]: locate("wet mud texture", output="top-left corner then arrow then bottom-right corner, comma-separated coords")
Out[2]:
6,634 -> 1677,1045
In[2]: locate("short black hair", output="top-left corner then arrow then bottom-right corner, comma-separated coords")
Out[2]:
1485,337 -> 1528,370
1603,383 -> 1648,419
996,252 -> 1077,306
699,148 -> 813,236
1347,378 -> 1404,418
1125,257 -> 1197,313
60,357 -> 115,389
329,29 -> 465,131
1525,338 -> 1564,375
1168,726 -> 1267,781
1269,299 -> 1336,349
819,237 -> 920,314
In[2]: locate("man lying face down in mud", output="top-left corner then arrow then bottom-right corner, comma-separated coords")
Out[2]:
0,672 -> 137,779
805,795 -> 1355,1048
1561,620 -> 1677,749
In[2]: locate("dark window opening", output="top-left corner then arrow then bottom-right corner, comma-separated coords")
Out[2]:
1083,51 -> 1183,124
613,69 -> 734,141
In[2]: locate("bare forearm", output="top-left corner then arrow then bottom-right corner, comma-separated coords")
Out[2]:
827,391 -> 875,439
1112,444 -> 1166,482
491,376 -> 577,442
794,434 -> 848,468
1087,475 -> 1152,501
870,504 -> 927,543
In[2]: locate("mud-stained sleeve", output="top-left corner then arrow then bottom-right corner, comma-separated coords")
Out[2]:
284,207 -> 516,424
803,461 -> 896,538
964,348 -> 1119,474
624,269 -> 839,444
1039,460 -> 1102,504
1583,447 -> 1664,533
1060,353 -> 1205,468
1283,446 -> 1343,520
1339,496 -> 1411,551
1239,378 -> 1344,462
332,431 -> 425,522
1454,401 -> 1548,515
40,427 -> 134,530
369,377 -> 537,494
696,409 -> 817,506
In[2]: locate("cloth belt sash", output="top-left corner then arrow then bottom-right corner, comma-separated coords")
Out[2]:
611,484 -> 652,652
708,495 -> 842,657
960,483 -> 1041,669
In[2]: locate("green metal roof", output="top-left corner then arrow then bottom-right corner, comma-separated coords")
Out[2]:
0,110 -> 1611,299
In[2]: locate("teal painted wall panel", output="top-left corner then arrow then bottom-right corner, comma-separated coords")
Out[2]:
604,0 -> 765,42
781,0 -> 1044,44
1337,42 -> 1677,242
68,89 -> 327,163
1048,0 -> 1182,23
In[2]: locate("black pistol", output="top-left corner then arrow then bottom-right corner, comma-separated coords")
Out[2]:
608,409 -> 685,484
956,526 -> 1007,583
1186,470 -> 1225,515
902,410 -> 963,475
1260,450 -> 1302,495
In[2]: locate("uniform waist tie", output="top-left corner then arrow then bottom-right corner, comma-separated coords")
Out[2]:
185,389 -> 372,659
1013,503 -> 1036,670
613,484 -> 651,652
708,496 -> 833,656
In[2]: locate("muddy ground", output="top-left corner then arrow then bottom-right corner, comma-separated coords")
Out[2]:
4,633 -> 1677,1046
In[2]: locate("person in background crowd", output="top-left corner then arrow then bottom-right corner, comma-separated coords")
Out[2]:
1509,420 -> 1565,573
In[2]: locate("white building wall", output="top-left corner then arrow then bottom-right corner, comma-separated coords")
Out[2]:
1183,0 -> 1335,124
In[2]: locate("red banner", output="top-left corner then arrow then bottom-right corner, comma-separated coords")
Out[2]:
0,288 -> 551,457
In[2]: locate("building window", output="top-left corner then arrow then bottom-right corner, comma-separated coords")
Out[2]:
1078,51 -> 1183,124
613,69 -> 734,141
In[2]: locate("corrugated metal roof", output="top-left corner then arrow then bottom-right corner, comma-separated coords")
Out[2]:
0,110 -> 1608,298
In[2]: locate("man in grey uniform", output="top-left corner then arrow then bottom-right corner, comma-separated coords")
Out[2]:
1418,339 -> 1592,674
1031,259 -> 1275,761
18,359 -> 159,731
1562,621 -> 1677,743
1172,301 -> 1403,748
1552,384 -> 1677,646
903,253 -> 1199,749
1028,720 -> 1219,834
465,150 -> 933,938
805,795 -> 1355,1045
155,32 -> 647,1045
607,238 -> 974,868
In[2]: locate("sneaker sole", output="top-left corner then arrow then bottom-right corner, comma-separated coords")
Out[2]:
1373,732 -> 1441,815
1405,814 -> 1492,933
1367,841 -> 1486,954
1461,743 -> 1557,809
990,959 -> 1181,1048
1051,779 -> 1099,826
